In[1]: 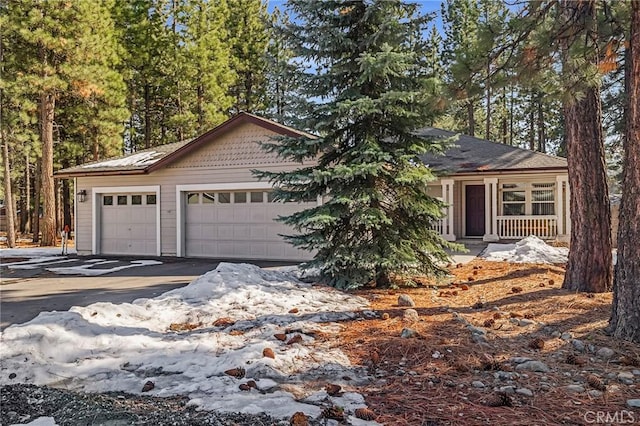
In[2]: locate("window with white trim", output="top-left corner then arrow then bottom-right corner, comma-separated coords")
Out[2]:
500,182 -> 555,216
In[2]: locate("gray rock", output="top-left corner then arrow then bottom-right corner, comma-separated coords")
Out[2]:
596,347 -> 615,360
560,332 -> 572,340
588,390 -> 603,398
518,319 -> 536,326
402,309 -> 420,322
498,386 -> 515,394
571,339 -> 585,352
472,381 -> 485,388
510,357 -> 532,364
551,331 -> 561,338
618,371 -> 634,384
516,388 -> 533,397
494,371 -> 519,381
565,385 -> 585,393
515,360 -> 550,373
400,328 -> 418,338
398,294 -> 416,307
633,370 -> 640,376
472,333 -> 488,344
467,325 -> 486,335
587,344 -> 597,353
627,399 -> 640,408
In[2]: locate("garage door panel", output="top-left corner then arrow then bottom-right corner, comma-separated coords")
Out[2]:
184,191 -> 313,260
100,193 -> 157,256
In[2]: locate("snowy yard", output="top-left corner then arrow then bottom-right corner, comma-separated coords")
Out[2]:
0,260 -> 378,424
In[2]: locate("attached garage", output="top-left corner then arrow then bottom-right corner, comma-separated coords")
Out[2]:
56,113 -> 317,261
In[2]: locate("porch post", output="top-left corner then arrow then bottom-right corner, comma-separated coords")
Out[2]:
483,177 -> 499,242
441,178 -> 456,241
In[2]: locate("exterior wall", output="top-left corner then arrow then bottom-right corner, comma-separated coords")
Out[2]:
74,123 -> 312,256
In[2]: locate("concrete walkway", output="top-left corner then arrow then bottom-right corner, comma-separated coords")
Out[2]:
447,240 -> 488,264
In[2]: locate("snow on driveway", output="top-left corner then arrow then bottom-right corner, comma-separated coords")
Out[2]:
0,262 -> 378,423
0,248 -> 162,276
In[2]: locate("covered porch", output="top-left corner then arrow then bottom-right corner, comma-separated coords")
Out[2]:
429,174 -> 570,242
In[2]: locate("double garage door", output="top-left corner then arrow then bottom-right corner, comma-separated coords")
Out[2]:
100,193 -> 157,256
184,190 -> 314,261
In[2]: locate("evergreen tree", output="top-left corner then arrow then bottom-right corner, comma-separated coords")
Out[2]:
227,0 -> 270,114
256,0 -> 460,290
609,0 -> 640,343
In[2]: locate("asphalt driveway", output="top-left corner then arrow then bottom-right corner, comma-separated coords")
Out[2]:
0,255 -> 296,330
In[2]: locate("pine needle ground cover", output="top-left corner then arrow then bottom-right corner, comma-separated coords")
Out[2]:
332,260 -> 638,425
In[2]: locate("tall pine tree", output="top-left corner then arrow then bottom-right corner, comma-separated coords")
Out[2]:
256,0 -> 459,290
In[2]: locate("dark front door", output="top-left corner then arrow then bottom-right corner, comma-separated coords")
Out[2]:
465,185 -> 485,237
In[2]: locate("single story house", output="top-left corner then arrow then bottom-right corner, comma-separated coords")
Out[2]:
56,113 -> 570,261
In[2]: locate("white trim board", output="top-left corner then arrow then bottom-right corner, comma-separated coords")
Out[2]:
91,185 -> 161,256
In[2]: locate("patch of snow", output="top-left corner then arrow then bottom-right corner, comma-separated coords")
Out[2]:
0,263 -> 377,423
47,260 -> 162,276
10,418 -> 58,426
481,236 -> 568,264
0,247 -> 77,258
81,151 -> 164,168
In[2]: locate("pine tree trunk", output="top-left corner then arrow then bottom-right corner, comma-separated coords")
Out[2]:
39,90 -> 57,246
144,83 -> 151,149
485,59 -> 491,140
467,100 -> 475,136
608,0 -> 640,343
560,0 -> 612,293
32,159 -> 41,243
22,152 -> 31,233
2,136 -> 16,248
562,86 -> 612,292
529,93 -> 535,151
537,96 -> 545,153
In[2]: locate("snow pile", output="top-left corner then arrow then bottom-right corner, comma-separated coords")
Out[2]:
481,235 -> 569,264
0,263 -> 376,423
11,418 -> 58,426
0,247 -> 77,258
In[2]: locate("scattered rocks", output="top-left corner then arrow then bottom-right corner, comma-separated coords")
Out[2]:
141,381 -> 155,392
618,371 -> 634,384
262,348 -> 275,359
289,411 -> 309,426
325,383 -> 342,396
627,399 -> 640,408
516,388 -> 533,397
397,294 -> 416,307
510,357 -> 532,364
517,318 -> 536,326
515,360 -> 550,373
588,390 -> 603,398
565,384 -> 585,393
560,332 -> 572,340
472,381 -> 485,388
400,328 -> 418,338
467,325 -> 486,335
402,309 -> 420,322
596,347 -> 615,360
498,386 -> 515,394
472,334 -> 488,344
571,339 -> 585,352
286,334 -> 303,345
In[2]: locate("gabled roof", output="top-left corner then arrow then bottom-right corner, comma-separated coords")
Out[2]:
55,112 -> 315,178
417,127 -> 568,175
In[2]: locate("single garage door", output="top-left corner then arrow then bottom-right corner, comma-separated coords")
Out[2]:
184,190 -> 314,260
100,193 -> 157,255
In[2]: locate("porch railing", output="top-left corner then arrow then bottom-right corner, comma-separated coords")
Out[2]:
431,218 -> 444,235
497,215 -> 558,239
